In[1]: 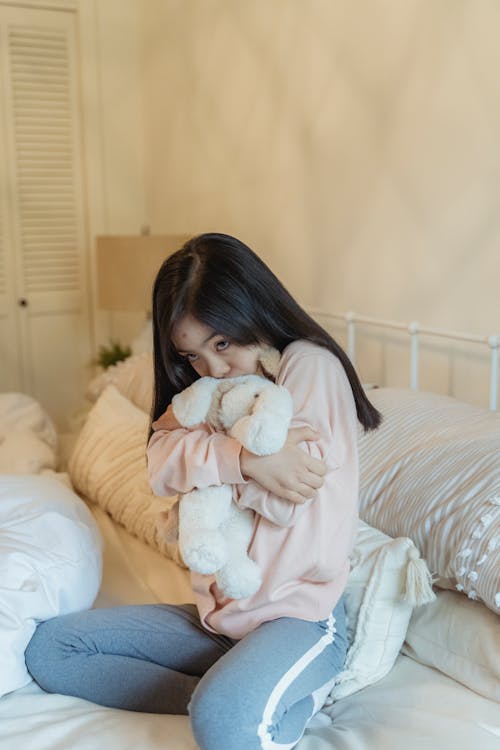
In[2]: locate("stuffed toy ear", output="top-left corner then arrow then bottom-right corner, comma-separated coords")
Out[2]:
172,377 -> 222,427
229,383 -> 293,455
258,347 -> 281,379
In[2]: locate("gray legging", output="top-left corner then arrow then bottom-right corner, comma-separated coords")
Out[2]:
25,598 -> 347,750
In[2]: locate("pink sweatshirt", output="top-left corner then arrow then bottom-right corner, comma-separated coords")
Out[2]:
147,340 -> 359,639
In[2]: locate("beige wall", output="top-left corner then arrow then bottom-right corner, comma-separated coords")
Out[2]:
82,0 -> 499,406
140,0 -> 499,338
79,0 -> 148,349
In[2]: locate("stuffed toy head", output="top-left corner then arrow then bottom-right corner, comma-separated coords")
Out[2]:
172,373 -> 293,456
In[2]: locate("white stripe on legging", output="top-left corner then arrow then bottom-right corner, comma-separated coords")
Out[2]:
257,615 -> 336,750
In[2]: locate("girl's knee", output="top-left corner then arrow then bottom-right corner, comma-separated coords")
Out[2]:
26,619 -> 52,668
190,683 -> 308,750
188,682 -> 222,749
25,615 -> 75,690
189,677 -> 257,750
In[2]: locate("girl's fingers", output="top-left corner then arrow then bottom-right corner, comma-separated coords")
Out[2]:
240,431 -> 326,501
305,471 -> 324,489
284,484 -> 316,504
286,428 -> 327,477
306,456 -> 326,476
286,427 -> 320,446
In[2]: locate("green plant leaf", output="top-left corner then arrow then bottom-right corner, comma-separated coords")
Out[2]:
93,339 -> 132,369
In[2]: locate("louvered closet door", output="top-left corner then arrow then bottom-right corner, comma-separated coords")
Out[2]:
0,4 -> 91,429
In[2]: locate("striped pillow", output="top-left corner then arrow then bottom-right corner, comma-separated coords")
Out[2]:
358,388 -> 500,614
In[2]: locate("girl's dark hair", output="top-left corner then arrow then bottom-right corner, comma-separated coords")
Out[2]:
151,233 -> 382,434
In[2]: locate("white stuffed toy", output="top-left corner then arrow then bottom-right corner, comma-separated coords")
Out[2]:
166,363 -> 293,600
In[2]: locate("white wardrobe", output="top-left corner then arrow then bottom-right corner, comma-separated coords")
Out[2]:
0,1 -> 92,429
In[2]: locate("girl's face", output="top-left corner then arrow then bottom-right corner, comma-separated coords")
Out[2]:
172,314 -> 263,379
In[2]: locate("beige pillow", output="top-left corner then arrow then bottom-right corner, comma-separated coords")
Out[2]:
327,520 -> 435,702
358,388 -> 500,615
86,353 -> 153,414
68,385 -> 182,565
402,589 -> 500,702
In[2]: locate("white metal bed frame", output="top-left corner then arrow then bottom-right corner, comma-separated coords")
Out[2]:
308,309 -> 499,412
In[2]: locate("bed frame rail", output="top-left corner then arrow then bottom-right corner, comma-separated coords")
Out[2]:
307,309 -> 499,412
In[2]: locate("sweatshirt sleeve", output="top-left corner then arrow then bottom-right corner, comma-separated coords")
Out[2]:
235,345 -> 357,527
147,405 -> 245,496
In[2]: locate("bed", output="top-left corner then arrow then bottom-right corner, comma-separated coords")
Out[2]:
0,313 -> 499,750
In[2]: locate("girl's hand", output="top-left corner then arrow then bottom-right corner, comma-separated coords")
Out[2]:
240,427 -> 326,504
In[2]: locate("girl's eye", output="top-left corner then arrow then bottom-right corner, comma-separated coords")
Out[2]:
185,353 -> 198,362
216,340 -> 230,352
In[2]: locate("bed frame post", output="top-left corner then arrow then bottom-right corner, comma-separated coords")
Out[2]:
346,311 -> 356,365
408,322 -> 419,390
488,335 -> 499,411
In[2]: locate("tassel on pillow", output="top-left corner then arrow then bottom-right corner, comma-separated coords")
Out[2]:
403,546 -> 437,606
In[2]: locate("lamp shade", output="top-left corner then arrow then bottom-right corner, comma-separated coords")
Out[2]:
96,234 -> 190,311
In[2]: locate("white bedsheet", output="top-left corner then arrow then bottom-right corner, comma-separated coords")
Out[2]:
90,505 -> 192,609
0,504 -> 498,750
1,651 -> 498,750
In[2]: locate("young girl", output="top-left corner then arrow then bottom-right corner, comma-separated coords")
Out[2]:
25,233 -> 381,750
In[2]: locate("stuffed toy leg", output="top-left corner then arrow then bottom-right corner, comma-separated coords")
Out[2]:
213,502 -> 262,600
178,484 -> 233,575
178,485 -> 262,599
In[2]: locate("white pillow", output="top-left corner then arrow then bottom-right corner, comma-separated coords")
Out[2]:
0,474 -> 102,698
0,430 -> 56,474
402,589 -> 500,702
327,520 -> 434,701
86,353 -> 153,414
358,388 -> 500,614
0,392 -> 58,450
69,385 -> 182,565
